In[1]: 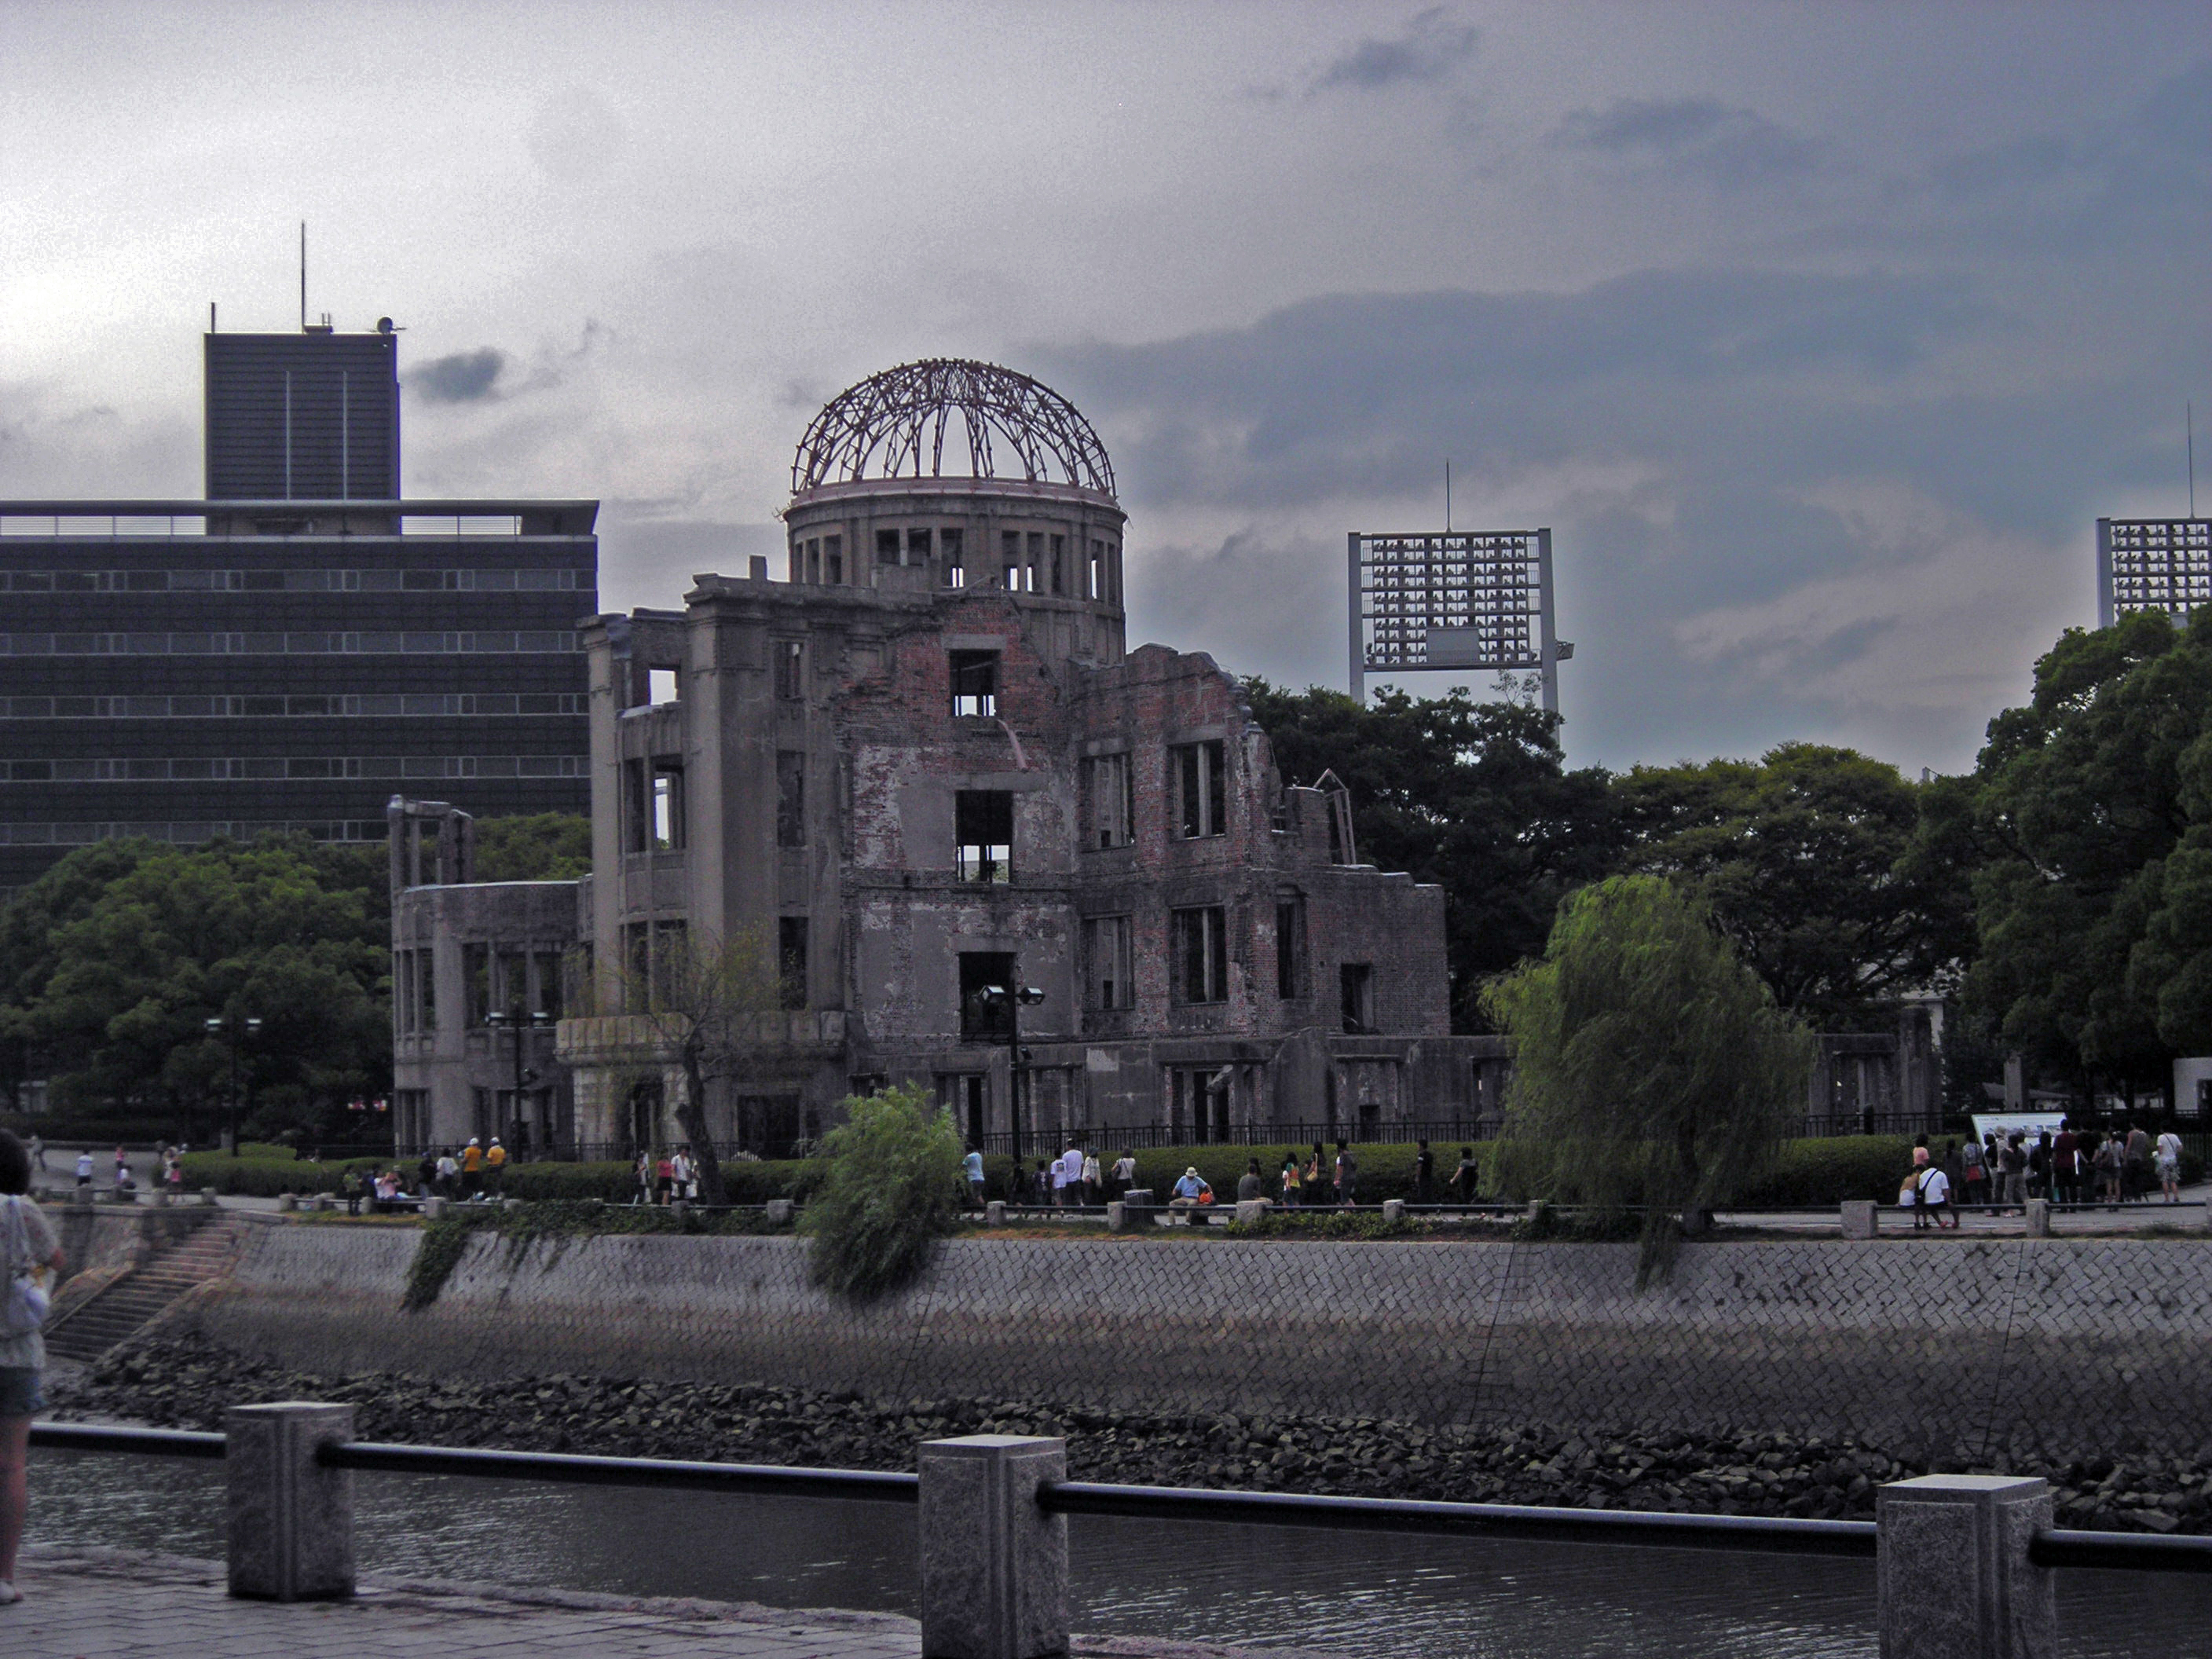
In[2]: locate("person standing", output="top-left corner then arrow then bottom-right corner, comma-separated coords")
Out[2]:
1999,1133 -> 2028,1214
1080,1148 -> 1101,1206
1057,1143 -> 1083,1207
1960,1134 -> 1987,1210
1280,1150 -> 1302,1207
436,1148 -> 460,1198
669,1145 -> 693,1203
485,1137 -> 508,1197
1049,1147 -> 1070,1207
963,1147 -> 986,1208
632,1150 -> 653,1206
1111,1150 -> 1137,1202
1413,1140 -> 1435,1205
2155,1126 -> 2185,1203
2049,1122 -> 2077,1208
2092,1132 -> 2122,1204
1334,1140 -> 1358,1207
0,1128 -> 65,1608
1452,1145 -> 1480,1203
24,1137 -> 41,1176
461,1137 -> 485,1198
2125,1122 -> 2152,1202
72,1151 -> 92,1192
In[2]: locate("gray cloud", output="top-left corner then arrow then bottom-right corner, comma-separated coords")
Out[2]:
1311,8 -> 1478,93
410,348 -> 509,405
1553,97 -> 1817,185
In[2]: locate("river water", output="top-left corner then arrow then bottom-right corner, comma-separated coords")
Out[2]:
30,1449 -> 2210,1657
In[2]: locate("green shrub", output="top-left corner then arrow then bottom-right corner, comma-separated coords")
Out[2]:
178,1150 -> 386,1196
1480,1134 -> 1960,1210
801,1085 -> 962,1300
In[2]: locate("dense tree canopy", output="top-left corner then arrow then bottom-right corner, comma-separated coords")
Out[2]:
0,835 -> 390,1139
474,813 -> 592,882
1245,680 -> 1622,1028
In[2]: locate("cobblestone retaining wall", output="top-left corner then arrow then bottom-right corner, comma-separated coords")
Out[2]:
184,1221 -> 2212,1464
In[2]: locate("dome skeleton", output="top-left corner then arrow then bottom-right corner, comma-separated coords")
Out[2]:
791,359 -> 1116,500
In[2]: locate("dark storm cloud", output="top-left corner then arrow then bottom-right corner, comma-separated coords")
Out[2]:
410,348 -> 509,405
1553,97 -> 1818,185
1310,7 -> 1478,93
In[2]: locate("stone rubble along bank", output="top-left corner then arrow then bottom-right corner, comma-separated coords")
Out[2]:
49,1335 -> 2208,1535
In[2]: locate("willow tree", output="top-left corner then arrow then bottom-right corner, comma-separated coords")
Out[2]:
1482,875 -> 1815,1284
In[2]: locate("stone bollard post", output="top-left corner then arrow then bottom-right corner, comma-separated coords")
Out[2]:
1877,1475 -> 2053,1659
226,1402 -> 357,1602
1381,1199 -> 1404,1225
276,1192 -> 298,1213
1841,1199 -> 1878,1240
420,1196 -> 448,1220
918,1435 -> 1068,1659
72,1186 -> 93,1207
2023,1199 -> 2050,1237
985,1200 -> 1007,1228
670,1199 -> 690,1224
1105,1201 -> 1136,1234
1524,1199 -> 1549,1228
764,1198 -> 795,1225
1234,1199 -> 1269,1225
1121,1188 -> 1153,1210
151,1188 -> 170,1208
201,1186 -> 220,1207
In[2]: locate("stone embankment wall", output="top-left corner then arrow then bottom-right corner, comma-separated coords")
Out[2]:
182,1220 -> 2212,1465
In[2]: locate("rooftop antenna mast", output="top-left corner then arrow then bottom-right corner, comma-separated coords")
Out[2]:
299,222 -> 307,331
2191,401 -> 2197,520
1445,460 -> 1452,533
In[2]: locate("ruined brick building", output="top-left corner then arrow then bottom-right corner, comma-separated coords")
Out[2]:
394,361 -> 1496,1155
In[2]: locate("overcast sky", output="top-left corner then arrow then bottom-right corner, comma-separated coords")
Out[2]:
5,2 -> 2207,775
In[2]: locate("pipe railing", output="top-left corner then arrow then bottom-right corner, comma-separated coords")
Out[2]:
30,1406 -> 2212,1657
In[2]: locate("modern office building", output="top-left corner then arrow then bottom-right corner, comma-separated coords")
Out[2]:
2097,517 -> 2212,627
0,321 -> 596,894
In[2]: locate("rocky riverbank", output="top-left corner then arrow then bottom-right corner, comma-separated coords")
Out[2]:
49,1334 -> 2210,1534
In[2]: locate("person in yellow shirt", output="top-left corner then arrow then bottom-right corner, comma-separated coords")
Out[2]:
460,1137 -> 484,1198
485,1137 -> 507,1196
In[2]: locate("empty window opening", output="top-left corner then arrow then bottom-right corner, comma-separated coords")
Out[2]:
778,916 -> 808,1011
906,527 -> 932,567
825,536 -> 844,584
1086,914 -> 1134,1010
960,951 -> 1016,1041
1086,751 -> 1133,849
805,538 -> 821,583
955,789 -> 1013,883
647,668 -> 678,705
463,942 -> 491,1026
533,948 -> 565,1021
776,750 -> 806,848
774,639 -> 804,701
1340,963 -> 1375,1035
1049,533 -> 1065,595
941,526 -> 965,588
1000,530 -> 1022,591
1169,1065 -> 1232,1144
950,649 -> 998,717
877,527 -> 903,566
650,919 -> 687,1005
1276,895 -> 1306,999
622,758 -> 649,853
1025,532 -> 1043,592
1088,540 -> 1106,600
1174,741 -> 1227,839
1173,906 -> 1229,1005
650,758 -> 684,851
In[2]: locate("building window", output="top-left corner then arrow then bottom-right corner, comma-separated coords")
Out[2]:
907,527 -> 932,566
1000,530 -> 1023,591
1276,895 -> 1306,999
774,639 -> 804,700
776,750 -> 805,847
804,538 -> 821,583
533,947 -> 564,1021
417,948 -> 436,1031
941,526 -> 965,588
950,649 -> 998,717
1169,1065 -> 1232,1143
1085,751 -> 1133,849
652,919 -> 687,1004
1049,533 -> 1065,595
1172,906 -> 1229,1005
960,951 -> 1016,1040
623,757 -> 648,853
955,789 -> 1013,882
1086,914 -> 1133,1010
463,942 -> 491,1026
1173,740 -> 1227,838
825,535 -> 844,584
624,922 -> 650,1008
877,527 -> 903,566
650,758 -> 684,851
1089,540 -> 1106,600
1340,963 -> 1374,1035
778,917 -> 808,1011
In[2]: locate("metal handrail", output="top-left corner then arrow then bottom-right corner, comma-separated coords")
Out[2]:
31,1423 -> 226,1459
316,1441 -> 918,1503
2030,1529 -> 2212,1572
1038,1480 -> 1877,1557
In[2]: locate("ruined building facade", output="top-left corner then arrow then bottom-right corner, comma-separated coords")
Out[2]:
397,361 -> 1495,1156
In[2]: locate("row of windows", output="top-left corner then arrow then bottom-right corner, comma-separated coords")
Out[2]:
0,566 -> 594,594
0,819 -> 387,847
792,527 -> 1122,602
0,692 -> 587,720
0,755 -> 587,783
613,917 -> 808,1013
0,631 -> 579,656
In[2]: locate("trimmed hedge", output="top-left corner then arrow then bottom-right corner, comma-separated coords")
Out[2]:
178,1150 -> 386,1196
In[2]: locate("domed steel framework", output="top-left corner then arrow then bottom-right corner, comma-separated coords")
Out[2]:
791,359 -> 1115,499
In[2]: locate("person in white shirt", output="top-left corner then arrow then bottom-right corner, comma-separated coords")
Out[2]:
1080,1148 -> 1101,1205
1111,1152 -> 1137,1200
1912,1163 -> 1957,1230
2155,1129 -> 2185,1203
1056,1144 -> 1084,1207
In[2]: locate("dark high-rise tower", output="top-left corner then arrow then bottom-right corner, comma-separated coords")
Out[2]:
204,325 -> 401,500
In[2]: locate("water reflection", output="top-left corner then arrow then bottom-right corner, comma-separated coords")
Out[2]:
28,1450 -> 2210,1658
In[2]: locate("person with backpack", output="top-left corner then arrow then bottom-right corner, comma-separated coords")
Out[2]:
2,1128 -> 65,1606
1959,1134 -> 1987,1209
2155,1127 -> 2185,1203
1908,1152 -> 1957,1230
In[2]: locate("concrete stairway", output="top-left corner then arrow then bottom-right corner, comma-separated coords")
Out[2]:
45,1214 -> 247,1361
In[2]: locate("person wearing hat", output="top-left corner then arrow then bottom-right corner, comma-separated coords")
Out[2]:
1169,1165 -> 1212,1221
460,1137 -> 484,1199
484,1136 -> 507,1196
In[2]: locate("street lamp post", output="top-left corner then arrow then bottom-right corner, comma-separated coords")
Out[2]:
205,1014 -> 262,1157
983,981 -> 1047,1159
484,1005 -> 551,1152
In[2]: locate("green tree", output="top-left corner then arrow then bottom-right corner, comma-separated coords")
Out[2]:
1244,680 -> 1624,1028
1613,744 -> 1970,1028
1482,876 -> 1815,1285
800,1082 -> 964,1300
1,835 -> 390,1138
1954,609 -> 2212,1099
474,814 -> 592,881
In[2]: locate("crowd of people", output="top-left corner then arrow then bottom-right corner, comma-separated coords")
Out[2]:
961,1137 -> 1490,1214
1902,1122 -> 2192,1228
